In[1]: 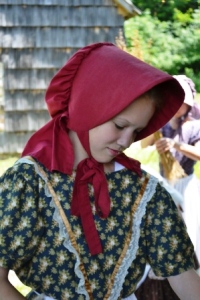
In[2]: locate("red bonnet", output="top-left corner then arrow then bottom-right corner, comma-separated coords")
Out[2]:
23,42 -> 184,173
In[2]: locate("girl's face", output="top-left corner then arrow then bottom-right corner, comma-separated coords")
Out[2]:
89,94 -> 155,164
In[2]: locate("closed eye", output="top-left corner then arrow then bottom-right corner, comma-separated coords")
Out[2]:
134,129 -> 142,134
115,124 -> 124,130
134,129 -> 143,135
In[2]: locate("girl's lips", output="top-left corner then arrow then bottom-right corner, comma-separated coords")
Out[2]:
108,148 -> 120,156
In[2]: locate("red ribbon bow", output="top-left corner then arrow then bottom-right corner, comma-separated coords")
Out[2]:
71,154 -> 142,255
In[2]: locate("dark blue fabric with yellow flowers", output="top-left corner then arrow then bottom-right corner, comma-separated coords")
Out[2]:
0,158 -> 194,300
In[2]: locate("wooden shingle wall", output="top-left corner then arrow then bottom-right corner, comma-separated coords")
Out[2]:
0,0 -> 137,153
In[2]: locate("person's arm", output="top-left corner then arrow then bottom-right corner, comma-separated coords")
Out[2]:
0,266 -> 25,300
173,140 -> 200,161
168,268 -> 200,300
155,138 -> 200,161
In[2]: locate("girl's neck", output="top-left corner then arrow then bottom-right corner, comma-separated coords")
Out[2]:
69,130 -> 88,169
104,161 -> 115,173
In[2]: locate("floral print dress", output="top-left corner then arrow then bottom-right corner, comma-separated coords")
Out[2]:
0,157 -> 194,300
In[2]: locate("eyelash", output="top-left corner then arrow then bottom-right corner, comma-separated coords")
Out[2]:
134,129 -> 141,134
114,123 -> 142,134
115,124 -> 124,130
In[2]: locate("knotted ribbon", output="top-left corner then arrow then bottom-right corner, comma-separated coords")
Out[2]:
71,154 -> 142,255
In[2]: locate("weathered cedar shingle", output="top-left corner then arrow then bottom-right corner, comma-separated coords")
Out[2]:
0,0 -> 114,6
0,6 -> 123,27
1,48 -> 75,68
5,111 -> 50,132
0,0 -> 139,153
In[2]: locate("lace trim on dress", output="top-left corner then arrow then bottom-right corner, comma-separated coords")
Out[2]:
15,158 -> 158,300
14,157 -> 90,300
108,174 -> 158,300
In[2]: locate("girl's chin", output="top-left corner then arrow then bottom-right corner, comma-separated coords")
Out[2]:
94,158 -> 114,164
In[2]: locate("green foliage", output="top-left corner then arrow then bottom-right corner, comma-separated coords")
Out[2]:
132,0 -> 199,23
174,8 -> 193,24
124,8 -> 200,91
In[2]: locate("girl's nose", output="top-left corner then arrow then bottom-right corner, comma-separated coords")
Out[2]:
117,131 -> 134,149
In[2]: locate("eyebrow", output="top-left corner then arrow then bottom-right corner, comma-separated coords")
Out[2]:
113,117 -> 131,124
116,114 -> 150,128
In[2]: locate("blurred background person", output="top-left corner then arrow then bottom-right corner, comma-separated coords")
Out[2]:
141,75 -> 200,267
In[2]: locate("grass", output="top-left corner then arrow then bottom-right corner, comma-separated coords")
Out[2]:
0,153 -> 20,176
125,142 -> 200,179
8,271 -> 31,296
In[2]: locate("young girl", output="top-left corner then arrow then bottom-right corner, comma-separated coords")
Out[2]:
0,42 -> 200,300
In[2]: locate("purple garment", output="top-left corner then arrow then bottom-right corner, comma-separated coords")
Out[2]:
161,120 -> 200,176
189,102 -> 200,120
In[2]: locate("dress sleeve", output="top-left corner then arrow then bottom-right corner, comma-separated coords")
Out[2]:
189,102 -> 200,120
144,183 -> 195,277
0,161 -> 45,270
182,120 -> 200,145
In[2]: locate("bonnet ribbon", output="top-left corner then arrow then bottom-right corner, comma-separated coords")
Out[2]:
71,153 -> 142,255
